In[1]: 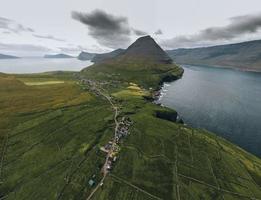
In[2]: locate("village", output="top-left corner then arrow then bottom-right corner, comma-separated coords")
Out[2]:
79,78 -> 134,198
100,116 -> 133,173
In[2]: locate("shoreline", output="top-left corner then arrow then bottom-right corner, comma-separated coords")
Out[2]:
151,67 -> 185,124
177,63 -> 261,73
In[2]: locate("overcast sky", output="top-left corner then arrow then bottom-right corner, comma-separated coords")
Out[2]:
1,0 -> 261,56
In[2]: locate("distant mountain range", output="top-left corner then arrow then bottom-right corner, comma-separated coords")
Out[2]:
91,48 -> 125,63
44,54 -> 74,58
167,40 -> 261,72
0,54 -> 19,59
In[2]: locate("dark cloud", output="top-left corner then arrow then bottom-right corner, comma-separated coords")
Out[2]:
161,13 -> 261,49
72,9 -> 131,48
0,17 -> 34,33
33,34 -> 66,42
132,29 -> 147,36
154,29 -> 163,35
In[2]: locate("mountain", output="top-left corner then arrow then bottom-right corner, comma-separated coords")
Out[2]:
167,40 -> 261,72
77,51 -> 96,60
44,54 -> 74,58
121,35 -> 172,64
0,53 -> 19,59
91,48 -> 125,63
82,35 -> 183,88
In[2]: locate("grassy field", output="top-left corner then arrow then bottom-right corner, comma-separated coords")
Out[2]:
0,73 -> 115,199
0,66 -> 261,200
90,90 -> 261,200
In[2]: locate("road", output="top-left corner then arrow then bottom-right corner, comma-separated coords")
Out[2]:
86,84 -> 120,200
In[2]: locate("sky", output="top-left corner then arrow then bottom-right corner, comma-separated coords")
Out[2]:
1,0 -> 261,56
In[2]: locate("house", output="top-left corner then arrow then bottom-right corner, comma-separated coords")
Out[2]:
100,146 -> 109,153
88,179 -> 95,187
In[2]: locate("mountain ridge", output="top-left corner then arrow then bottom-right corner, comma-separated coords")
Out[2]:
0,53 -> 19,59
77,51 -> 97,60
81,35 -> 183,88
119,35 -> 172,64
91,48 -> 125,63
44,54 -> 74,58
167,39 -> 261,71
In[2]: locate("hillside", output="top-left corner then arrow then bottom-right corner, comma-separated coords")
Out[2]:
167,40 -> 261,72
82,36 -> 183,88
91,49 -> 125,63
121,35 -> 172,64
78,51 -> 97,60
0,36 -> 260,199
44,54 -> 74,58
0,54 -> 19,59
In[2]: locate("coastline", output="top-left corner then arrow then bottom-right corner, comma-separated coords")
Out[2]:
151,66 -> 185,124
176,62 -> 261,73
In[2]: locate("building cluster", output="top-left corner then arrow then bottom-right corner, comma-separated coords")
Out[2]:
115,117 -> 133,143
100,117 -> 133,172
80,79 -> 97,93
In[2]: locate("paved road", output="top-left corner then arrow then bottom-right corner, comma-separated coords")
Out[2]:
86,85 -> 120,200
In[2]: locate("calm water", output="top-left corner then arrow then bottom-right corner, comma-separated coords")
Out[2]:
0,58 -> 92,73
159,65 -> 261,157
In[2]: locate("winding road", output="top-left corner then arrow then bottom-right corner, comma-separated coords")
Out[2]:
86,84 -> 120,200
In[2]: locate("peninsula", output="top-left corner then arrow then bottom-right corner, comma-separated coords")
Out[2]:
0,36 -> 260,200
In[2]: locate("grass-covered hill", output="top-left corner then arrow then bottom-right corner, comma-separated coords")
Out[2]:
81,36 -> 183,89
0,36 -> 261,199
0,73 -> 260,200
166,40 -> 261,72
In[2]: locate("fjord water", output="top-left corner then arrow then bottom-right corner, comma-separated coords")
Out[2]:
0,58 -> 92,73
159,65 -> 261,157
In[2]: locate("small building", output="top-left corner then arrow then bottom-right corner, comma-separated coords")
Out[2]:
100,147 -> 109,153
88,179 -> 95,187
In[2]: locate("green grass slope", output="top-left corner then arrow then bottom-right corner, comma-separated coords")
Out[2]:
0,74 -> 114,199
0,72 -> 260,199
81,59 -> 183,89
91,92 -> 261,199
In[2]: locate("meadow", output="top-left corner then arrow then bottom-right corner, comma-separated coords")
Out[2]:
91,88 -> 261,200
0,73 -> 115,199
0,70 -> 260,199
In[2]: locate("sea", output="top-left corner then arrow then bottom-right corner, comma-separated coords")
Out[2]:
158,65 -> 261,157
0,58 -> 92,74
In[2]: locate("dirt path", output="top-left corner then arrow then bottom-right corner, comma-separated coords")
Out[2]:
110,174 -> 163,200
